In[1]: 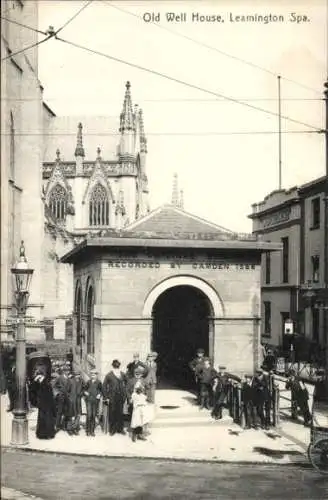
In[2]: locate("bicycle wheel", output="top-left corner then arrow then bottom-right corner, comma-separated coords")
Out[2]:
308,438 -> 328,474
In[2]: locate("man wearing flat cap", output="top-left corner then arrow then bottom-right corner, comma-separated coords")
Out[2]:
286,370 -> 311,426
212,365 -> 229,419
189,348 -> 206,404
241,374 -> 255,429
197,358 -> 216,410
83,369 -> 102,436
52,366 -> 71,432
251,368 -> 270,429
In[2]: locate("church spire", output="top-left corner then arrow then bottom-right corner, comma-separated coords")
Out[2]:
139,108 -> 147,154
74,122 -> 85,157
119,81 -> 134,133
171,173 -> 179,207
179,189 -> 184,209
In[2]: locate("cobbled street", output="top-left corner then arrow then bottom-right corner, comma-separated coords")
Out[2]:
1,449 -> 328,500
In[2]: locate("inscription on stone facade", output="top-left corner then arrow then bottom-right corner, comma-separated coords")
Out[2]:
107,260 -> 256,270
262,207 -> 291,228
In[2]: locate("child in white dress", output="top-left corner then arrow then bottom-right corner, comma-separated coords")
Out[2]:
130,386 -> 152,442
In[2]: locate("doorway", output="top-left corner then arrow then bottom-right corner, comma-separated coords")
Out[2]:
152,285 -> 212,389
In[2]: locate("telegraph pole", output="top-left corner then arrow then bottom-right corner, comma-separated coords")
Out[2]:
324,79 -> 328,392
278,75 -> 282,190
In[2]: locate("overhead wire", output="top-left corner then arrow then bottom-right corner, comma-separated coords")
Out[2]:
1,130 -> 322,137
0,97 -> 324,102
55,35 -> 323,132
1,35 -> 54,62
102,0 -> 322,96
0,15 -> 48,35
1,3 -> 323,133
1,0 -> 94,62
53,0 -> 94,36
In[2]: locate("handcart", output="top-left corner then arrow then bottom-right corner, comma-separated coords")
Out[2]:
307,397 -> 328,474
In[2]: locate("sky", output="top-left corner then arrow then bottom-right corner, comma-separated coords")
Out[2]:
37,0 -> 327,232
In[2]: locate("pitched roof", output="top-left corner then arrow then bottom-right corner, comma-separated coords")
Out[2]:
124,204 -> 234,236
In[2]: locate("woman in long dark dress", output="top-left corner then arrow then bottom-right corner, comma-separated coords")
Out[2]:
32,372 -> 56,439
102,360 -> 127,435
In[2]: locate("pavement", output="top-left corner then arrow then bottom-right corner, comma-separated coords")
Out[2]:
1,388 -> 320,465
1,487 -> 44,500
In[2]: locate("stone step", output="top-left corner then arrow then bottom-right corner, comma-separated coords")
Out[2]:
151,415 -> 233,428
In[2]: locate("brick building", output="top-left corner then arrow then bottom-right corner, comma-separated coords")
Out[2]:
1,0 -> 44,340
62,205 -> 280,380
249,176 -> 326,358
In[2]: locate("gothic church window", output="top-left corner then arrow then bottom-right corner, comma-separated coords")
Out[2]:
86,285 -> 95,355
49,184 -> 67,221
89,183 -> 109,226
75,284 -> 82,348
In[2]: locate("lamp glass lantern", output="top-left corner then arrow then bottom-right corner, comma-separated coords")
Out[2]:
11,241 -> 34,295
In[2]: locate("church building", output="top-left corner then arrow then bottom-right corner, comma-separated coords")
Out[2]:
41,82 -> 151,339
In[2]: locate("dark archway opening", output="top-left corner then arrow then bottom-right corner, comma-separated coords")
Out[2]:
152,285 -> 211,389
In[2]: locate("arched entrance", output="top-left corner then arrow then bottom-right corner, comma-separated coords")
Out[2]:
152,285 -> 213,389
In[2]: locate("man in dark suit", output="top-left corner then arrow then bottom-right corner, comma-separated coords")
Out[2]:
53,367 -> 71,432
126,353 -> 148,379
286,370 -> 311,426
251,368 -> 270,429
241,374 -> 255,429
197,358 -> 216,410
189,348 -> 206,404
144,352 -> 157,404
84,369 -> 102,437
212,366 -> 229,419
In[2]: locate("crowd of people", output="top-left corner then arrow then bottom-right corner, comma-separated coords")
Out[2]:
1,343 -> 313,441
189,347 -> 312,429
26,351 -> 158,442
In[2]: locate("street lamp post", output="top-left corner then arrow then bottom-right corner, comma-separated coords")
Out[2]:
10,241 -> 34,445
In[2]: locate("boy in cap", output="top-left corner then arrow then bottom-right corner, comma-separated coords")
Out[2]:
69,371 -> 84,435
83,369 -> 102,436
212,366 -> 229,419
251,368 -> 270,429
241,374 -> 255,429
